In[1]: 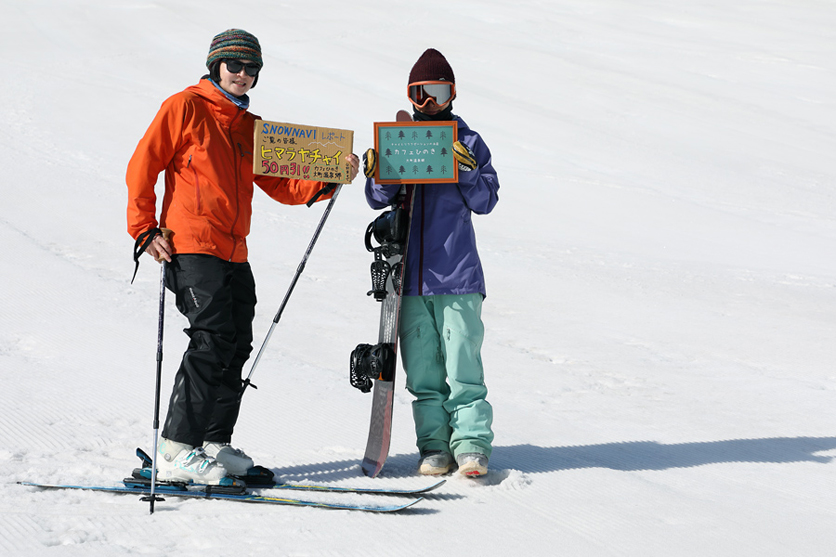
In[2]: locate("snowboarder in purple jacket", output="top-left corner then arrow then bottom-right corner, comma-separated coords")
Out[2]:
364,48 -> 499,477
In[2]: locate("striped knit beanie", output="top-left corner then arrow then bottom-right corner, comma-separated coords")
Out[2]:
408,48 -> 455,84
206,29 -> 263,69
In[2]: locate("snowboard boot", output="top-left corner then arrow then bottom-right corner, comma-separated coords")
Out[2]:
418,451 -> 454,476
203,441 -> 255,476
157,438 -> 228,484
456,452 -> 489,477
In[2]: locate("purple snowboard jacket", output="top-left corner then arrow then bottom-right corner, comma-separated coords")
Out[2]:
365,116 -> 499,297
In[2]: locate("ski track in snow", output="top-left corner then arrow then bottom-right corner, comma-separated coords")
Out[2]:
2,0 -> 836,555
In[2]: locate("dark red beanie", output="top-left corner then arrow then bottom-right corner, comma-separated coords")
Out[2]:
408,49 -> 455,84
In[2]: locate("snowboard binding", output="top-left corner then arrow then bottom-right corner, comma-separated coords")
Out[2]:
364,208 -> 408,301
367,252 -> 391,301
365,208 -> 408,256
350,343 -> 396,392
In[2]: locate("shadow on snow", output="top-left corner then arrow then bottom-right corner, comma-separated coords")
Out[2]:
489,436 -> 836,474
274,436 -> 836,481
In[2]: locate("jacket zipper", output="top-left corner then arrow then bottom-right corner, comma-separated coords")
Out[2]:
227,112 -> 243,261
187,155 -> 201,212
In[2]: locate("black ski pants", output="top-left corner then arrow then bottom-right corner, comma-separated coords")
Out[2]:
161,254 -> 256,447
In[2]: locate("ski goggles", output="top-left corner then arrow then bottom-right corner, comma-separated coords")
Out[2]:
408,81 -> 456,109
224,59 -> 261,77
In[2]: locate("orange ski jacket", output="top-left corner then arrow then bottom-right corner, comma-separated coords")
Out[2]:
126,78 -> 332,262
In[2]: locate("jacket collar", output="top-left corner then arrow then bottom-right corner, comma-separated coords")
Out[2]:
189,78 -> 249,126
205,77 -> 251,110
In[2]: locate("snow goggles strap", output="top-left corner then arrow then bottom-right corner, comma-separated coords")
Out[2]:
408,81 -> 456,109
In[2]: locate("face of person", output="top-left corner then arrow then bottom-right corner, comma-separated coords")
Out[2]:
218,59 -> 258,97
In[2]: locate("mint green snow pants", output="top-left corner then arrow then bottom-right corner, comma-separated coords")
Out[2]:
399,294 -> 494,459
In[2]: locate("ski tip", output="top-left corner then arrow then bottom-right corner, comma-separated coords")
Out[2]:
404,479 -> 446,494
371,496 -> 424,512
396,110 -> 412,122
399,496 -> 424,510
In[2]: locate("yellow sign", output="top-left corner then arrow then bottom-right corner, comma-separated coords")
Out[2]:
254,120 -> 354,183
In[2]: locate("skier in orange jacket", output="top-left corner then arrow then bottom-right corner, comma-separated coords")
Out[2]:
126,29 -> 359,484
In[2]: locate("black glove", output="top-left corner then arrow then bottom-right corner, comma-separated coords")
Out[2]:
452,141 -> 477,171
363,148 -> 378,178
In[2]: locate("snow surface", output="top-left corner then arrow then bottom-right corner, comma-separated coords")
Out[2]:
1,0 -> 835,555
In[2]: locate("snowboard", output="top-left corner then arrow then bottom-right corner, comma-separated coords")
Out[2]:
350,110 -> 415,477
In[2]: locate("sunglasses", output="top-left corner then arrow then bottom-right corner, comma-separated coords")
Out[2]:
408,81 -> 456,109
224,60 -> 260,77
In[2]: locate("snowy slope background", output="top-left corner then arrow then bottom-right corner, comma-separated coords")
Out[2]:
1,0 -> 835,555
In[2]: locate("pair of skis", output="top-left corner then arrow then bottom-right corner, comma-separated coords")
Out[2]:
18,481 -> 433,513
19,448 -> 444,513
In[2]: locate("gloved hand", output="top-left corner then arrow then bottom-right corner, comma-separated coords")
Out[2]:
452,141 -> 477,171
363,148 -> 378,178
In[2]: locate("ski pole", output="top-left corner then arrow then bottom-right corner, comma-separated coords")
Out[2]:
133,229 -> 169,513
241,183 -> 342,395
146,261 -> 167,513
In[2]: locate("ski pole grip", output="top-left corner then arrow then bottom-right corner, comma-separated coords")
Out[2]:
153,228 -> 173,262
131,228 -> 173,283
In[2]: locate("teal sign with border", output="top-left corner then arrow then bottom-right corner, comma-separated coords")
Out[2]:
374,121 -> 458,184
